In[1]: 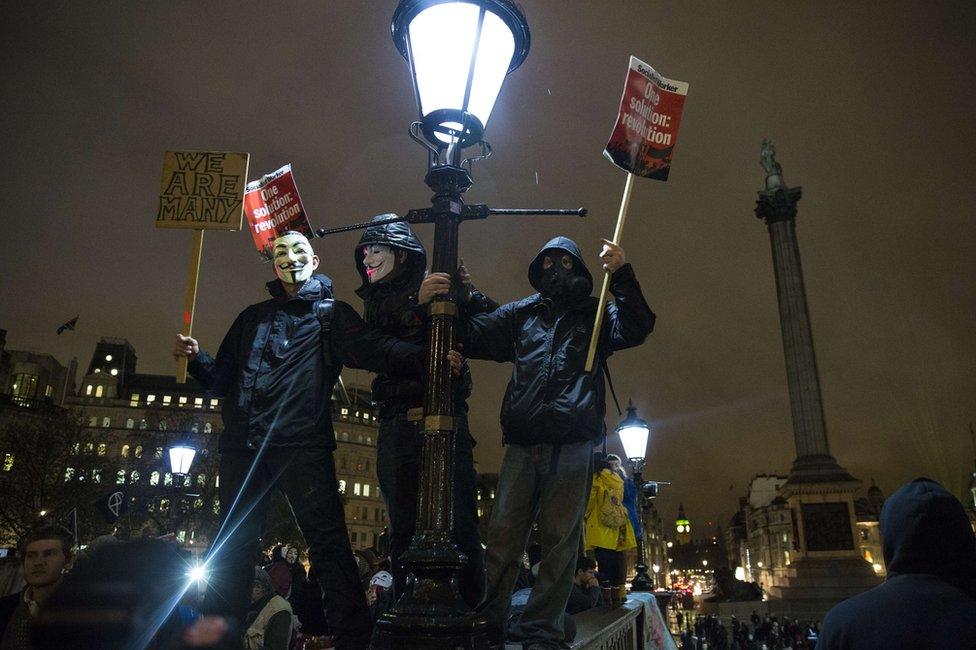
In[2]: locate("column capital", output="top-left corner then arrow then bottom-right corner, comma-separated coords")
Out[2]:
755,186 -> 803,225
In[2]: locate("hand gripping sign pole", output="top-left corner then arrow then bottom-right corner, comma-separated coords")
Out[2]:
584,56 -> 689,372
157,150 -> 250,383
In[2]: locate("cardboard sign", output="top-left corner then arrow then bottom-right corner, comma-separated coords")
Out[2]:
243,164 -> 313,259
603,56 -> 689,181
156,151 -> 249,229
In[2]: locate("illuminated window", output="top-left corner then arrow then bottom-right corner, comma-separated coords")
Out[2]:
130,470 -> 140,483
154,447 -> 163,459
179,396 -> 188,406
204,422 -> 212,433
212,499 -> 220,515
92,469 -> 101,483
121,445 -> 130,458
44,385 -> 53,397
194,498 -> 204,510
338,480 -> 347,494
363,484 -> 371,497
86,384 -> 93,396
85,442 -> 94,454
197,474 -> 207,486
163,395 -> 171,405
88,416 -> 97,427
97,443 -> 106,456
64,467 -> 75,481
2,454 -> 14,471
194,398 -> 203,409
146,394 -> 156,404
130,394 -> 139,407
72,443 -> 80,455
125,418 -> 134,429
95,385 -> 104,397
160,499 -> 170,511
101,417 -> 111,427
215,474 -> 219,487
150,471 -> 160,486
164,473 -> 173,486
354,483 -> 361,496
134,445 -> 143,458
139,419 -> 147,430
116,470 -> 125,484
210,398 -> 219,408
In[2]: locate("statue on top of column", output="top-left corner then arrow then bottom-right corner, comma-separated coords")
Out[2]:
761,139 -> 785,191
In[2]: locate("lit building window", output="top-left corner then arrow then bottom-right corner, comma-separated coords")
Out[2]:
102,417 -> 111,427
150,471 -> 160,486
72,443 -> 80,455
194,397 -> 203,409
44,385 -> 53,397
134,446 -> 143,458
163,395 -> 171,404
179,396 -> 188,406
197,474 -> 207,486
126,418 -> 134,429
363,484 -> 371,497
88,416 -> 97,427
85,442 -> 94,454
121,445 -> 130,458
340,408 -> 349,416
86,385 -> 93,396
215,474 -> 219,487
194,498 -> 204,510
210,398 -> 219,408
130,394 -> 139,407
354,483 -> 361,496
95,385 -> 104,397
213,499 -> 220,515
139,419 -> 147,430
64,467 -> 75,481
2,454 -> 14,471
154,447 -> 163,459
164,473 -> 173,486
130,470 -> 140,483
160,499 -> 170,511
146,394 -> 156,404
97,443 -> 106,456
338,480 -> 346,494
116,470 -> 125,484
204,422 -> 212,433
92,469 -> 101,483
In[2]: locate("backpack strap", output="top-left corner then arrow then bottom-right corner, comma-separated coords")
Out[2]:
315,298 -> 336,370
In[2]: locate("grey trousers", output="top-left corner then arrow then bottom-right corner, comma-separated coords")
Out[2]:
480,440 -> 594,648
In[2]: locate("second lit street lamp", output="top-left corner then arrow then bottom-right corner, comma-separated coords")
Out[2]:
617,402 -> 654,592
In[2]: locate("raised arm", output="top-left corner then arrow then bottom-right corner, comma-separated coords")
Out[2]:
603,263 -> 655,352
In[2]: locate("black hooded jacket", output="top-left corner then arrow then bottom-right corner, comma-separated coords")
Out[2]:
188,274 -> 423,450
463,237 -> 654,445
354,215 -> 497,415
819,479 -> 976,649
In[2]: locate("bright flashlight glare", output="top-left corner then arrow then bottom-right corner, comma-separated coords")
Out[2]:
188,565 -> 207,583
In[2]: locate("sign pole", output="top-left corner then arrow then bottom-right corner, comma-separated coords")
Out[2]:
177,229 -> 205,383
584,172 -> 635,373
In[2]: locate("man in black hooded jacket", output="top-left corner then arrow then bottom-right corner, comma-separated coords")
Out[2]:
353,214 -> 496,608
174,231 -> 429,650
819,478 -> 976,649
463,236 -> 654,649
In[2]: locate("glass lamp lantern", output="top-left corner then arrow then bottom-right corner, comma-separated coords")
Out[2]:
168,443 -> 196,476
392,0 -> 530,149
617,402 -> 650,465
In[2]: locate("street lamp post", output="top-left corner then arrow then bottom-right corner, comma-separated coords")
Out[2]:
617,402 -> 653,592
363,2 -> 585,647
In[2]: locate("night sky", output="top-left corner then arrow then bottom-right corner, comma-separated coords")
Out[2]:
2,1 -> 974,537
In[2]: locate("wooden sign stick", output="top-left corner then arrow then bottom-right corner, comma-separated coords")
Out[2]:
177,229 -> 205,383
584,172 -> 635,373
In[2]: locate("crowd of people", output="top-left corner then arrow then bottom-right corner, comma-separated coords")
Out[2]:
676,612 -> 820,649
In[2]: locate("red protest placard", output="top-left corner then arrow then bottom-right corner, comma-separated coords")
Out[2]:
243,164 -> 313,259
604,56 -> 689,181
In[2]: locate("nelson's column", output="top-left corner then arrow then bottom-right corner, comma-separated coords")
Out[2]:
754,140 -> 879,614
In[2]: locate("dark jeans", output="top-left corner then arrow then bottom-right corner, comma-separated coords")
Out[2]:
375,413 -> 484,608
203,447 -> 370,650
593,547 -> 625,587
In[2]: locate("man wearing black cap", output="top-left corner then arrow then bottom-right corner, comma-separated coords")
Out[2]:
353,214 -> 496,608
463,236 -> 655,649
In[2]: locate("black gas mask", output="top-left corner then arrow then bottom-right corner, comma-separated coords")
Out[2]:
538,254 -> 589,300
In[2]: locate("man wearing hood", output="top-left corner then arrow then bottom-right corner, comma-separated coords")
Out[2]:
462,236 -> 654,649
173,231 -> 432,650
819,478 -> 976,648
353,214 -> 496,608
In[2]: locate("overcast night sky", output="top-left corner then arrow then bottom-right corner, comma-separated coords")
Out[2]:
1,1 -> 974,536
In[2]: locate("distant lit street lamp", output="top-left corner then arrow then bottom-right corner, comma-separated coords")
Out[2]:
617,402 -> 654,592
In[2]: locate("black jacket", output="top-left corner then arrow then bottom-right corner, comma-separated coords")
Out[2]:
354,216 -> 496,415
819,479 -> 976,649
188,274 -> 423,450
464,237 -> 654,445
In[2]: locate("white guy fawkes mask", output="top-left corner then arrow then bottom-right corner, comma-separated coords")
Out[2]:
362,244 -> 397,283
272,233 -> 319,285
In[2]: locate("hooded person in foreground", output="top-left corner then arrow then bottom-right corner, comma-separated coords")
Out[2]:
173,231 -> 455,650
353,214 -> 496,608
462,236 -> 655,649
819,478 -> 976,649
